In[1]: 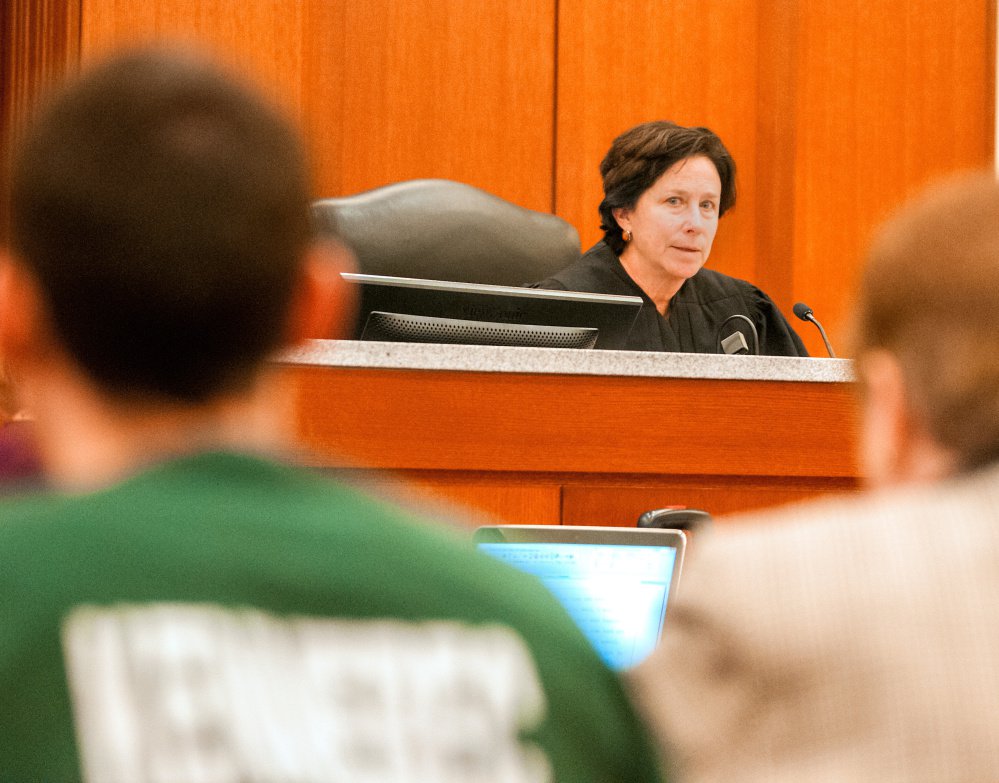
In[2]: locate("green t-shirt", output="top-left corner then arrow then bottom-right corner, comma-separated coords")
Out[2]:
0,451 -> 664,782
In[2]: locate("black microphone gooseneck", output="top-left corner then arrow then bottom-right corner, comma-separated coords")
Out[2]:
715,314 -> 760,356
793,302 -> 836,357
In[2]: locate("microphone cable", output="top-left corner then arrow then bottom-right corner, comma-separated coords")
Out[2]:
715,314 -> 760,356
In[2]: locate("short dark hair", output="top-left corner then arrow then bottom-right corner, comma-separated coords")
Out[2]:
10,47 -> 314,403
598,121 -> 737,255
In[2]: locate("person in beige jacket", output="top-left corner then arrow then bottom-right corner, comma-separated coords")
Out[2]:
629,171 -> 999,783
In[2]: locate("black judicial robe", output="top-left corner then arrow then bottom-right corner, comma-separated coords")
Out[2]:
534,241 -> 808,356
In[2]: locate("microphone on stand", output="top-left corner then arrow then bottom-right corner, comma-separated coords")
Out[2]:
793,302 -> 836,357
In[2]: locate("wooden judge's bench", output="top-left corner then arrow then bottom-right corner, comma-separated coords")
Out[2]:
275,341 -> 860,529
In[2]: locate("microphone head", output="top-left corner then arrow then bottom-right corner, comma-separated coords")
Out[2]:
792,302 -> 813,321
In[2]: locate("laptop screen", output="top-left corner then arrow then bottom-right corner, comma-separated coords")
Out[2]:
474,526 -> 685,671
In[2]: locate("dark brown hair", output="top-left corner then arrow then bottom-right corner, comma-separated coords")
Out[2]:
598,121 -> 736,255
10,47 -> 314,402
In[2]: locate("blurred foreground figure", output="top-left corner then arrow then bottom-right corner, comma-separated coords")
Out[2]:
629,172 -> 999,782
0,48 -> 663,783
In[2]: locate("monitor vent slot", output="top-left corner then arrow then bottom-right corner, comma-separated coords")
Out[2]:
362,311 -> 598,349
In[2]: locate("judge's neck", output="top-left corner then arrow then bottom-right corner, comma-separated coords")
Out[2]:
618,248 -> 685,316
24,366 -> 291,493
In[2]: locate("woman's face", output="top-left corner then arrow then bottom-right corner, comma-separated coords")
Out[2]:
613,155 -> 722,287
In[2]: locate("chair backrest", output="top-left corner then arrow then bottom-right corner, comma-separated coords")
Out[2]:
312,179 -> 580,287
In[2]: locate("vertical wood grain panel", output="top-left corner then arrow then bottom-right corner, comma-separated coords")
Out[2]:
0,0 -> 80,244
78,0 -> 305,118
303,0 -> 556,212
75,0 -> 556,213
555,0 -> 761,283
790,0 -> 994,356
556,0 -> 994,357
752,0 -> 800,310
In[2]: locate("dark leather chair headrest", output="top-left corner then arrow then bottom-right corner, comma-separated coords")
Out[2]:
312,179 -> 580,287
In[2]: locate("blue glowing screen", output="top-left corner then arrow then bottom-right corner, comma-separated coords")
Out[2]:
477,542 -> 677,670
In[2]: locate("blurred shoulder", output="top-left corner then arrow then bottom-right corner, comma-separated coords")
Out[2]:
676,464 -> 999,608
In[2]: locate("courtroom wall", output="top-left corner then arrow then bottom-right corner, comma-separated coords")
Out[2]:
2,0 -> 994,356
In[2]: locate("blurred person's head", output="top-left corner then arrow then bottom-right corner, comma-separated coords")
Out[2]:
853,171 -> 999,486
5,46 -> 348,406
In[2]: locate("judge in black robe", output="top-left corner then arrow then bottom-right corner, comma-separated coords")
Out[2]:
540,120 -> 807,357
535,240 -> 807,355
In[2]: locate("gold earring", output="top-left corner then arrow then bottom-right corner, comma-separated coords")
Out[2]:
623,229 -> 632,242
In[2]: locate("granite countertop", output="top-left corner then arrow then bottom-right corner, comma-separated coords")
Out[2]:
278,340 -> 854,383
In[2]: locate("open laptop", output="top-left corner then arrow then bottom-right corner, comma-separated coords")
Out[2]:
473,525 -> 686,671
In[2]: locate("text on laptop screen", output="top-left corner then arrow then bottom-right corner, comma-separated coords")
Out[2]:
476,542 -> 677,671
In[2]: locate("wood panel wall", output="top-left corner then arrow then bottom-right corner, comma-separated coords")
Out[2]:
556,0 -> 764,285
0,0 -> 79,245
77,0 -> 307,119
556,0 -> 995,355
302,1 -> 556,213
790,0 -> 995,353
73,0 -> 558,213
2,0 -> 995,357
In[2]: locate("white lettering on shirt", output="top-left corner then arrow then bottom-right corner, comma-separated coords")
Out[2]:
62,604 -> 550,783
